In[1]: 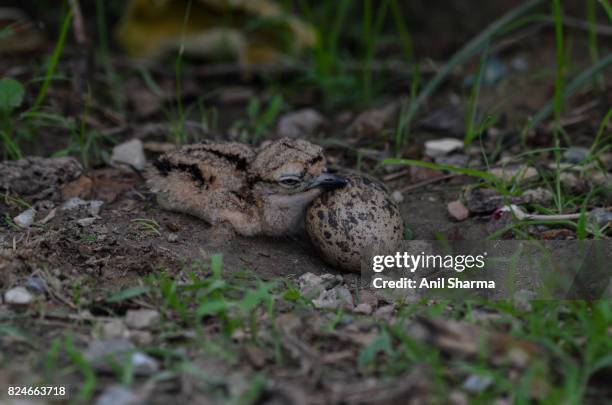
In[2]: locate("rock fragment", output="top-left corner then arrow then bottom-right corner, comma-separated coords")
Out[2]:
353,303 -> 373,315
125,309 -> 161,330
391,190 -> 404,203
4,286 -> 34,305
563,146 -> 589,164
490,165 -> 538,183
519,188 -> 554,205
349,102 -> 398,137
13,208 -> 36,228
84,339 -> 159,375
312,285 -> 354,310
277,108 -> 326,138
111,139 -> 146,171
463,374 -> 494,393
61,197 -> 89,210
447,200 -> 469,221
424,138 -> 463,158
298,272 -> 342,298
77,217 -> 96,227
101,320 -> 129,339
95,385 -> 141,405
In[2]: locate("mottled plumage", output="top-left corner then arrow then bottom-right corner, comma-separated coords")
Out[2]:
147,138 -> 346,236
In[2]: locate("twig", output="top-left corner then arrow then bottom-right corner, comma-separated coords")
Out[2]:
382,168 -> 411,182
68,0 -> 87,46
397,173 -> 459,193
68,0 -> 91,119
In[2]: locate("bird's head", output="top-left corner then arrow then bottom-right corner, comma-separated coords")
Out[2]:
249,138 -> 347,198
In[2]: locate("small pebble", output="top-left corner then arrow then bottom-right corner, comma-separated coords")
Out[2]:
77,217 -> 96,227
519,188 -> 554,205
130,330 -> 153,346
95,385 -> 140,405
89,200 -> 104,216
298,272 -> 325,296
13,208 -> 36,228
312,285 -> 354,310
24,276 -> 47,295
111,139 -> 146,171
511,56 -> 529,71
513,289 -> 535,312
62,197 -> 88,210
84,339 -> 158,375
490,165 -> 538,183
447,200 -> 469,221
424,138 -> 463,158
353,303 -> 373,315
391,190 -> 404,203
358,289 -> 379,308
589,208 -> 612,226
559,172 -> 581,190
125,309 -> 160,330
563,146 -> 589,164
277,108 -> 326,139
131,352 -> 160,375
435,153 -> 469,167
101,319 -> 129,339
463,374 -> 494,393
373,304 -> 394,320
4,286 -> 34,305
167,233 -> 179,243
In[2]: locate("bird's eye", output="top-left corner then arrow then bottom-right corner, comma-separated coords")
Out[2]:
280,178 -> 300,187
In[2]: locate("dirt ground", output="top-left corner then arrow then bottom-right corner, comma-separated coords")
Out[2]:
1,1 -> 611,403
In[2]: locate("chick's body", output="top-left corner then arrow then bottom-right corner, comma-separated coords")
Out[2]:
147,138 -> 346,237
306,174 -> 404,272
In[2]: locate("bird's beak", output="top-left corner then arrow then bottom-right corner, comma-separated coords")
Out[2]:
309,173 -> 348,190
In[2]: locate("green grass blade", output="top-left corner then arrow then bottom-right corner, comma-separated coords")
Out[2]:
464,42 -> 490,147
383,158 -> 498,182
400,0 -> 545,129
390,0 -> 413,61
64,335 -> 97,402
31,8 -> 73,112
106,286 -> 151,303
600,0 -> 612,20
590,109 -> 612,154
586,0 -> 603,89
551,0 -> 566,126
527,53 -> 612,131
576,202 -> 588,240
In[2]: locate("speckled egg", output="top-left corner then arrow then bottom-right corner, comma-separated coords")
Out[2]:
306,174 -> 404,272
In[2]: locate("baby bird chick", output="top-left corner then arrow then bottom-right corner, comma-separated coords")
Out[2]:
148,138 -> 346,237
